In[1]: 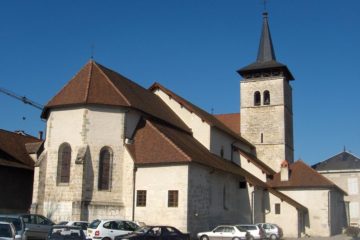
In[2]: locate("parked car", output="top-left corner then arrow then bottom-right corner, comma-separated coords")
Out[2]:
0,215 -> 26,240
235,224 -> 265,240
0,214 -> 54,240
116,226 -> 190,240
0,221 -> 17,240
57,221 -> 88,235
87,219 -> 140,240
47,225 -> 86,240
256,224 -> 283,240
197,225 -> 249,240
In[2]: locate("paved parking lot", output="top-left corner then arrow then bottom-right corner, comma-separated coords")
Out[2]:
284,234 -> 354,240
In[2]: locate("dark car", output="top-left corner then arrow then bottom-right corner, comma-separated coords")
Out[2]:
0,214 -> 54,240
115,226 -> 190,240
47,225 -> 86,240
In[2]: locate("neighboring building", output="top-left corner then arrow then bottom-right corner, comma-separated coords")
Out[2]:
30,11 -> 347,238
268,160 -> 347,236
313,151 -> 360,226
0,129 -> 43,213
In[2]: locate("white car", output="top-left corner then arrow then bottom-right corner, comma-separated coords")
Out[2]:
0,221 -> 17,240
197,225 -> 249,240
236,225 -> 265,240
57,221 -> 89,235
87,219 -> 139,240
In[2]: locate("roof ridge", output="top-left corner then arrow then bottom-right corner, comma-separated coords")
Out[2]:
92,62 -> 131,106
147,120 -> 191,161
84,60 -> 94,103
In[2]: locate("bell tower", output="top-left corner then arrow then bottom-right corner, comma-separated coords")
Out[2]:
238,12 -> 294,172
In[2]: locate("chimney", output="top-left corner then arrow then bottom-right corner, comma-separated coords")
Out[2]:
38,131 -> 43,140
280,160 -> 289,182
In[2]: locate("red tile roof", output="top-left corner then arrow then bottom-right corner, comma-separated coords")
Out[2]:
214,113 -> 241,134
126,118 -> 307,211
127,118 -> 264,186
41,61 -> 191,133
0,129 -> 42,169
149,83 -> 253,148
268,160 -> 347,195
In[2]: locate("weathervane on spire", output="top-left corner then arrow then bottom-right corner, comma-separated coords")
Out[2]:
90,44 -> 95,60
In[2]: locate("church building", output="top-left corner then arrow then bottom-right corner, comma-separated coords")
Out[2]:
31,12 -> 347,238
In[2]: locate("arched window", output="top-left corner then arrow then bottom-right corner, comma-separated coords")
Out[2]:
264,90 -> 270,105
254,91 -> 261,106
98,147 -> 113,191
57,143 -> 71,184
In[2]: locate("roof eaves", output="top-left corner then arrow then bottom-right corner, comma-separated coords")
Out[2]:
150,82 -> 255,149
237,149 -> 276,175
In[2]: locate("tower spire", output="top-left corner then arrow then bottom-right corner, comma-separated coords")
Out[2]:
237,11 -> 294,80
257,12 -> 276,63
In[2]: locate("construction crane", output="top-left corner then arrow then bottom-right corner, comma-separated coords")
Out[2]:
0,87 -> 44,110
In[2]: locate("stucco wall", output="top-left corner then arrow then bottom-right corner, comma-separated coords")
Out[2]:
238,154 -> 267,182
153,89 -> 211,149
265,191 -> 300,238
321,170 -> 360,226
279,189 -> 332,237
134,164 -> 189,232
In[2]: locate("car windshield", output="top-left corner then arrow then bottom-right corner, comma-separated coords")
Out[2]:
0,224 -> 12,238
88,220 -> 101,229
0,217 -> 21,232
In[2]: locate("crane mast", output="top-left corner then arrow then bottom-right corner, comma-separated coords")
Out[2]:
0,87 -> 43,110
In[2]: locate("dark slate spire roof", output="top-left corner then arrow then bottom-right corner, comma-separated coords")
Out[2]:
238,12 -> 294,81
312,151 -> 360,171
256,12 -> 276,63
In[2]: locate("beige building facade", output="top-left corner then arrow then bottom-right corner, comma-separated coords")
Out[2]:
313,151 -> 360,227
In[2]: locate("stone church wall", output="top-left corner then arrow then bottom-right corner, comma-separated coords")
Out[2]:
188,163 -> 251,238
36,106 -> 132,222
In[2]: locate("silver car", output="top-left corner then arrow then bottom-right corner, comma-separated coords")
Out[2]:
197,225 -> 249,240
0,221 -> 17,240
256,224 -> 283,240
235,225 -> 265,240
0,214 -> 54,240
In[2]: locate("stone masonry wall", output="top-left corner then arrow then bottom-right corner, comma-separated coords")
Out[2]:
36,106 -> 135,222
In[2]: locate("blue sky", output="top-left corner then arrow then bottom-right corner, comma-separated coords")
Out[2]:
0,0 -> 359,166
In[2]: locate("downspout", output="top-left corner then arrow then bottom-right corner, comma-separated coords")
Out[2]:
251,190 -> 255,224
328,190 -> 332,234
132,166 -> 137,221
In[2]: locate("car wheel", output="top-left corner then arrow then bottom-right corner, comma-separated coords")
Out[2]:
233,237 -> 241,240
247,236 -> 254,240
102,237 -> 111,240
200,235 -> 209,240
269,234 -> 277,240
